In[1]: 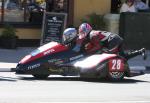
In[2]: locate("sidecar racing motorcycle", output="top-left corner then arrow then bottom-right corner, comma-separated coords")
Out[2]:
15,41 -> 144,80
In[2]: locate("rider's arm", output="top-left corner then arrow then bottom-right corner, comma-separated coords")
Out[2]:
72,37 -> 85,52
85,35 -> 103,54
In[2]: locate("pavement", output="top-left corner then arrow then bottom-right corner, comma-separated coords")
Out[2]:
0,47 -> 149,72
0,47 -> 36,72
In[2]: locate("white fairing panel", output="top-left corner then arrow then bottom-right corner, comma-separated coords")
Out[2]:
74,53 -> 117,69
38,42 -> 59,52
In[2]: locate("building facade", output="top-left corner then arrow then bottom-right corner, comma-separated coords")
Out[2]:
1,0 -> 148,46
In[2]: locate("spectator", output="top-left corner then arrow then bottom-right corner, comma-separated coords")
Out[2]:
27,0 -> 43,12
111,0 -> 122,13
53,0 -> 65,12
134,0 -> 149,11
46,0 -> 54,11
120,0 -> 136,13
37,0 -> 46,10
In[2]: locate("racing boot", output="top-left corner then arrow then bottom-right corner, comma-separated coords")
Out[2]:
125,48 -> 147,60
139,48 -> 147,60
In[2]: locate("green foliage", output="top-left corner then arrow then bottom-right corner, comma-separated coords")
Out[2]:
1,24 -> 17,38
81,13 -> 106,30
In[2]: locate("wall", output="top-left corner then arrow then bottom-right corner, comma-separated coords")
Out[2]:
15,28 -> 41,39
0,28 -> 41,39
73,0 -> 111,26
119,12 -> 150,49
104,14 -> 120,34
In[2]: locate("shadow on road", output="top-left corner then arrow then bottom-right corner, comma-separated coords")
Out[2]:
0,76 -> 17,82
0,75 -> 149,83
18,76 -> 150,84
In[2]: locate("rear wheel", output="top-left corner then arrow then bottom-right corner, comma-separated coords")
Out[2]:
108,71 -> 124,81
32,74 -> 50,79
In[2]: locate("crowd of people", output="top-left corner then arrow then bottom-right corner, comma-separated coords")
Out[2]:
120,0 -> 150,13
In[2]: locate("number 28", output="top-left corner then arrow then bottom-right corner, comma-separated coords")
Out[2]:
111,59 -> 122,70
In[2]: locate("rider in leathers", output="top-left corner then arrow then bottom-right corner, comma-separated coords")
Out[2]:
63,23 -> 146,60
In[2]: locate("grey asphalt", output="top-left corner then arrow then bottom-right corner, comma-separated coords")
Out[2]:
0,47 -> 36,71
0,47 -> 149,72
0,72 -> 150,103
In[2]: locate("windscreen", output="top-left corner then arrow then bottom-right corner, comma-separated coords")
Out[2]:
30,42 -> 59,56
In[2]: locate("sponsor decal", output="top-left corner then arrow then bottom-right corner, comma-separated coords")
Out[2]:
49,66 -> 79,75
38,42 -> 58,52
48,59 -> 61,63
48,59 -> 59,63
109,59 -> 124,72
70,55 -> 83,61
27,63 -> 41,70
55,60 -> 63,65
48,59 -> 64,65
43,49 -> 55,55
49,68 -> 63,74
96,63 -> 106,71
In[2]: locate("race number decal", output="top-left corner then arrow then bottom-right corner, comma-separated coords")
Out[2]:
109,59 -> 124,72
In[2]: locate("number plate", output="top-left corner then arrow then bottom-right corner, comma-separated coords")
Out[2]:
109,59 -> 124,72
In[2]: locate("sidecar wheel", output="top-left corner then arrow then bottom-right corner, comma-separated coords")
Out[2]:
33,74 -> 50,79
108,72 -> 124,81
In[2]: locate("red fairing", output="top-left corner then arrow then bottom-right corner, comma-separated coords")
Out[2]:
19,42 -> 68,64
85,37 -> 103,54
19,55 -> 32,64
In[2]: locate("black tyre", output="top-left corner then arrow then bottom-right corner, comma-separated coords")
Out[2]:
32,74 -> 50,79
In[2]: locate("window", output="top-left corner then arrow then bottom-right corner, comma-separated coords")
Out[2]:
111,0 -> 150,14
0,0 -> 68,23
2,0 -> 24,22
111,0 -> 121,13
46,0 -> 68,12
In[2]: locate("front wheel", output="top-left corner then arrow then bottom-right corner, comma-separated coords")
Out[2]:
32,74 -> 50,79
108,72 -> 124,81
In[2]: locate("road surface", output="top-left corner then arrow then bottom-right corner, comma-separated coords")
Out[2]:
0,72 -> 150,103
